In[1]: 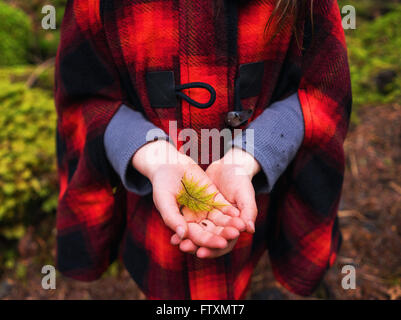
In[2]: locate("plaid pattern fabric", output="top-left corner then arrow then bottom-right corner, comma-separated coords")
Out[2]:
55,0 -> 352,299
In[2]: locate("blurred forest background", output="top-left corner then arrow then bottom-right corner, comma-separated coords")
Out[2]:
0,0 -> 400,299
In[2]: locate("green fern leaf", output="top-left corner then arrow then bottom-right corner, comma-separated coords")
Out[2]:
176,173 -> 226,213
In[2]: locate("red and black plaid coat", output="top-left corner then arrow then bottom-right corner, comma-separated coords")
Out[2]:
55,0 -> 352,299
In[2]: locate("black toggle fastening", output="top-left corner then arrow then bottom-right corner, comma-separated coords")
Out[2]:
225,109 -> 253,128
146,63 -> 264,127
225,61 -> 265,128
225,78 -> 253,128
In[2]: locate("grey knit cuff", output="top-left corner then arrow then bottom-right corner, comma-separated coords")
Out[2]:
104,104 -> 168,195
232,93 -> 305,194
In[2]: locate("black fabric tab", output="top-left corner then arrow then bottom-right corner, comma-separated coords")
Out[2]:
239,61 -> 265,98
146,71 -> 177,108
270,62 -> 302,103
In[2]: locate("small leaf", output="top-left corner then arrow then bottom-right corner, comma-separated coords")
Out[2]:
176,173 -> 226,216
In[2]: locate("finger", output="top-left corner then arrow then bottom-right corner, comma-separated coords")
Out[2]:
196,238 -> 237,259
196,181 -> 239,217
213,192 -> 240,217
179,239 -> 198,254
188,223 -> 228,249
229,217 -> 247,232
207,209 -> 246,231
207,209 -> 231,226
218,226 -> 240,240
170,234 -> 181,246
199,219 -> 238,240
235,189 -> 258,234
154,191 -> 188,239
196,246 -> 226,259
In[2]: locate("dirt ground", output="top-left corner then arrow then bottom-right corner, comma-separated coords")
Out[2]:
1,104 -> 401,300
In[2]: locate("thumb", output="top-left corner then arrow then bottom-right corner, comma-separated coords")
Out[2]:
235,189 -> 258,234
154,191 -> 188,239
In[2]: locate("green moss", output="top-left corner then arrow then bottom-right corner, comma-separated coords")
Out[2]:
0,1 -> 33,66
3,0 -> 66,60
347,7 -> 401,109
0,67 -> 57,241
338,0 -> 400,21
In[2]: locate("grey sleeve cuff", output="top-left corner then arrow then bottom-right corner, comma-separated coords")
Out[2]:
233,92 -> 305,194
104,104 -> 168,195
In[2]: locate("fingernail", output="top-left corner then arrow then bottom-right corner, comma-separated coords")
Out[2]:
218,239 -> 228,249
231,229 -> 240,239
176,226 -> 185,239
197,250 -> 206,259
233,217 -> 246,231
171,235 -> 180,245
247,221 -> 255,233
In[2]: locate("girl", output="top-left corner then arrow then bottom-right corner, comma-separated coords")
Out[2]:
55,0 -> 352,299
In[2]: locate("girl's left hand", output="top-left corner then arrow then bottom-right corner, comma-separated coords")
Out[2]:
170,147 -> 261,258
206,147 -> 260,234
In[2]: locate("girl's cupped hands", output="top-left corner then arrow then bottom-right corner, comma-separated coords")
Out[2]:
132,140 -> 260,259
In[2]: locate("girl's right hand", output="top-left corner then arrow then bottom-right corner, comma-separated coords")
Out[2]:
132,140 -> 245,249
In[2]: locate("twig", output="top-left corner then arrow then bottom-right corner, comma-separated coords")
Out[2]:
338,210 -> 365,220
389,182 -> 401,196
25,57 -> 56,88
337,256 -> 356,264
349,152 -> 359,178
359,272 -> 385,284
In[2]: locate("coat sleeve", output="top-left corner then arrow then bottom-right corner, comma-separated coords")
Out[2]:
104,104 -> 169,195
297,0 -> 352,151
267,0 -> 352,296
54,0 -> 127,280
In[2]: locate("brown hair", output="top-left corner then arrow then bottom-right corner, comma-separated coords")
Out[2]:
265,0 -> 314,46
213,0 -> 314,47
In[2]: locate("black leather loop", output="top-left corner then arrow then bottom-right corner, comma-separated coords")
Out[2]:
146,71 -> 217,109
238,62 -> 265,99
175,82 -> 216,109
